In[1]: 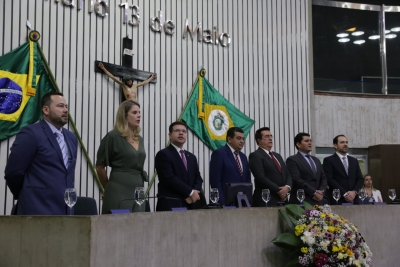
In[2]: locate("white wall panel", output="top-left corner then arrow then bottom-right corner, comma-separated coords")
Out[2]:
0,0 -> 311,214
315,94 -> 400,148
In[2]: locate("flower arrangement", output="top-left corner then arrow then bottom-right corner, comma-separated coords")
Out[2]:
272,202 -> 372,267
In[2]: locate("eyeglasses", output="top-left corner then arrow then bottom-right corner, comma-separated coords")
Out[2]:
172,129 -> 187,133
263,135 -> 273,139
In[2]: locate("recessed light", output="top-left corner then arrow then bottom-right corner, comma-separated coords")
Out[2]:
352,31 -> 364,36
338,38 -> 350,43
368,35 -> 380,40
391,27 -> 400,32
337,33 -> 349,38
386,34 -> 397,39
354,40 -> 365,44
385,30 -> 391,34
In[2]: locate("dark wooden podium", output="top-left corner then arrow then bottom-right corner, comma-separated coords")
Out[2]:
368,145 -> 400,202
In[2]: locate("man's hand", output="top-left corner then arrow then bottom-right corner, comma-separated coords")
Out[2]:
98,62 -> 105,69
185,197 -> 193,204
344,191 -> 356,202
278,186 -> 290,201
312,190 -> 324,201
190,190 -> 200,203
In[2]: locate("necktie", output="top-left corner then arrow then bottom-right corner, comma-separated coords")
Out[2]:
180,150 -> 188,170
342,156 -> 348,175
55,132 -> 69,168
269,152 -> 282,173
234,151 -> 243,176
305,155 -> 317,173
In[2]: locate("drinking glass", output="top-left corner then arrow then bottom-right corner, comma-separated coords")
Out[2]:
358,188 -> 366,203
262,189 -> 271,207
388,189 -> 396,202
210,188 -> 219,204
332,189 -> 341,205
297,189 -> 305,204
135,187 -> 145,212
64,188 -> 77,215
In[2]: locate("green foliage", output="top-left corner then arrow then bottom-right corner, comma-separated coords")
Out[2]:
271,233 -> 303,250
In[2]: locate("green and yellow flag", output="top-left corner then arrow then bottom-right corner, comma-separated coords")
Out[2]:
181,69 -> 255,150
0,31 -> 55,141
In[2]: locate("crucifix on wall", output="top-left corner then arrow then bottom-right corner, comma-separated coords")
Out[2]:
95,37 -> 156,102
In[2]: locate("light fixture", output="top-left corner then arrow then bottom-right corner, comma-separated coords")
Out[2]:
386,34 -> 397,39
338,38 -> 350,43
352,31 -> 364,36
368,35 -> 380,40
337,33 -> 349,38
391,27 -> 400,32
346,27 -> 356,32
385,30 -> 391,34
353,40 -> 365,44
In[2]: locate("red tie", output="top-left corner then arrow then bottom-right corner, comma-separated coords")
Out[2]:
234,151 -> 243,176
269,152 -> 282,173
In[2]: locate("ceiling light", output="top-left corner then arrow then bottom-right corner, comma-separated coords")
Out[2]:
391,27 -> 400,32
353,40 -> 365,44
337,33 -> 349,38
386,34 -> 397,39
346,27 -> 356,32
338,38 -> 350,43
385,30 -> 391,34
368,35 -> 380,40
352,31 -> 364,36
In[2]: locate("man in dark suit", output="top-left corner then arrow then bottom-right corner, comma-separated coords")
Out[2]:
323,135 -> 364,205
5,92 -> 78,215
249,127 -> 292,207
209,127 -> 251,205
286,132 -> 328,205
155,121 -> 203,211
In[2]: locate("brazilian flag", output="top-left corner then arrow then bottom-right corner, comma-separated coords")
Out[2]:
181,69 -> 255,150
0,31 -> 55,142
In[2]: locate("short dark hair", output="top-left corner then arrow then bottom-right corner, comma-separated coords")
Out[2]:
255,127 -> 270,145
333,135 -> 346,145
169,121 -> 188,133
41,92 -> 64,108
294,132 -> 310,150
226,127 -> 244,141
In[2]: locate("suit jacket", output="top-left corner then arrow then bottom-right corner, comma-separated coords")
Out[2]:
155,144 -> 203,211
249,148 -> 292,207
4,119 -> 78,215
286,152 -> 328,205
209,145 -> 251,205
323,153 -> 364,205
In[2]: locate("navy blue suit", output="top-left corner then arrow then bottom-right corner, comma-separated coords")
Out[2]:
155,145 -> 203,211
4,119 -> 77,215
323,153 -> 364,205
209,144 -> 251,205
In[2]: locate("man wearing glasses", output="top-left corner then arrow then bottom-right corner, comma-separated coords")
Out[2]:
155,121 -> 204,211
249,127 -> 292,206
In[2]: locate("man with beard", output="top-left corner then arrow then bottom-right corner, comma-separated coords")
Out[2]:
323,135 -> 364,205
98,62 -> 156,101
5,92 -> 78,215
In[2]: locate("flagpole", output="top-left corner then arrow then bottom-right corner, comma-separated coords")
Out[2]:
145,73 -> 202,196
36,42 -> 104,193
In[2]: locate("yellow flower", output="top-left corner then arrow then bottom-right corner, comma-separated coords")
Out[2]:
346,249 -> 354,257
328,226 -> 335,232
301,247 -> 308,253
320,213 -> 326,218
338,253 -> 344,259
332,246 -> 340,252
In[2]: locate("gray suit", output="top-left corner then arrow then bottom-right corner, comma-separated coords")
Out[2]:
249,148 -> 292,206
286,152 -> 328,205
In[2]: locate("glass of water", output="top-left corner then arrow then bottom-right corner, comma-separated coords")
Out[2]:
210,188 -> 219,204
262,189 -> 271,207
135,187 -> 145,212
333,189 -> 341,205
388,189 -> 396,202
64,188 -> 77,215
297,189 -> 305,204
358,188 -> 366,203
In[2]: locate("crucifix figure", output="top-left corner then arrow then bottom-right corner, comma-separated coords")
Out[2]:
98,62 -> 156,101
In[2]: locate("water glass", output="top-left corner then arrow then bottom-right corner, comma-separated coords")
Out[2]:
210,188 -> 219,204
388,189 -> 396,202
297,189 -> 305,204
358,188 -> 366,202
262,189 -> 271,206
135,187 -> 145,212
64,188 -> 77,215
332,189 -> 341,205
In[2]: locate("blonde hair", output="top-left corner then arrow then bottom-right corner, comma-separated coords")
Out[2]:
114,100 -> 141,140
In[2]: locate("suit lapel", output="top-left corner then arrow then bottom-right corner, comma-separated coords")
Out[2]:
297,152 -> 316,177
225,145 -> 242,177
168,145 -> 188,173
41,120 -> 66,170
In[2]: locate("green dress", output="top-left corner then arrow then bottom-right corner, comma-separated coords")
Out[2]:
96,129 -> 146,214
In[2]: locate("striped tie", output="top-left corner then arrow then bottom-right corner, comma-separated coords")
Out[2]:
55,132 -> 69,168
342,156 -> 348,175
234,151 -> 243,176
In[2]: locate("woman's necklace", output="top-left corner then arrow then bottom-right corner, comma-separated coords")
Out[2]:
127,136 -> 138,145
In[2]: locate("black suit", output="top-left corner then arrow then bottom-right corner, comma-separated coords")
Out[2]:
155,145 -> 203,211
249,148 -> 292,207
286,152 -> 328,205
323,153 -> 364,205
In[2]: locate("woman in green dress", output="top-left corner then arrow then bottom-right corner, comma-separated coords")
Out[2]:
96,100 -> 147,214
